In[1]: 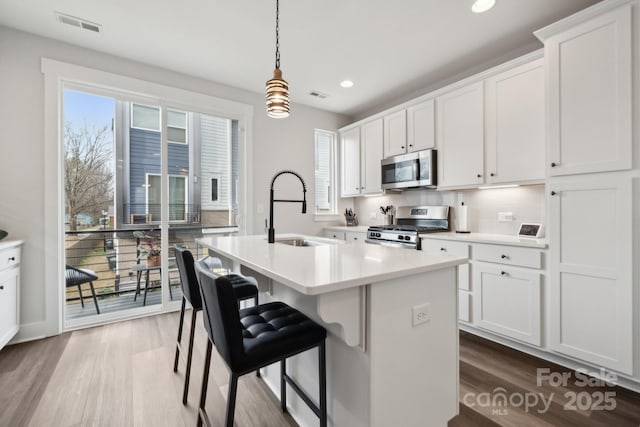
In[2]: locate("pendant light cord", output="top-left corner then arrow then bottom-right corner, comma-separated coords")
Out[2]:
275,0 -> 280,69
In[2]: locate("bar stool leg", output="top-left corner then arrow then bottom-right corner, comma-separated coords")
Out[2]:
182,308 -> 198,404
173,296 -> 186,372
225,373 -> 239,427
280,359 -> 287,412
198,340 -> 213,427
319,341 -> 327,427
143,270 -> 150,306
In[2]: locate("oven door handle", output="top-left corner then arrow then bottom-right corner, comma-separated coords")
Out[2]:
365,239 -> 418,249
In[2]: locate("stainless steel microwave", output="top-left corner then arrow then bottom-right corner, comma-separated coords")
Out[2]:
381,149 -> 437,190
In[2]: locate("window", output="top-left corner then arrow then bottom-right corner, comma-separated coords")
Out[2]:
314,129 -> 337,215
167,110 -> 187,144
131,104 -> 160,131
146,174 -> 187,221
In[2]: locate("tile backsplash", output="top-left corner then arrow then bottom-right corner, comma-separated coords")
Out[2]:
353,184 -> 545,236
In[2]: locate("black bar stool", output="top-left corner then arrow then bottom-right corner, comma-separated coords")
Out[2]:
172,246 -> 258,405
194,261 -> 327,427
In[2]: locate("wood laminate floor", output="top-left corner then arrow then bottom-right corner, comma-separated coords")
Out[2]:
1,313 -> 639,427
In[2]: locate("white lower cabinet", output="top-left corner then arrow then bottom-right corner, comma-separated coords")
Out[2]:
0,241 -> 22,350
423,239 -> 470,321
473,262 -> 541,346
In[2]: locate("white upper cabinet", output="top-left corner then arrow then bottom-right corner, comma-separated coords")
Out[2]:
340,127 -> 361,197
383,110 -> 407,158
407,99 -> 435,153
436,82 -> 485,189
340,120 -> 383,197
360,119 -> 384,195
537,4 -> 632,176
485,58 -> 545,184
548,174 -> 633,374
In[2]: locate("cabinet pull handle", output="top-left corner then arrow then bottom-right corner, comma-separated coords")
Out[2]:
353,237 -> 358,240
476,173 -> 482,178
8,257 -> 15,262
551,191 -> 557,196
501,254 -> 508,259
551,162 -> 557,167
500,271 -> 507,276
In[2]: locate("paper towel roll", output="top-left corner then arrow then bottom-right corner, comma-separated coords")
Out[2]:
457,203 -> 470,233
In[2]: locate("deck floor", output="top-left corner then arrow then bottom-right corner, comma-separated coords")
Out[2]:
65,280 -> 183,320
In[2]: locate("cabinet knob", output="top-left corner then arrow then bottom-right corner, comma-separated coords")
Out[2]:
353,237 -> 358,240
501,254 -> 508,259
0,285 -> 4,290
440,247 -> 446,252
551,162 -> 557,167
401,145 -> 405,149
477,173 -> 482,178
8,257 -> 15,262
551,191 -> 557,196
500,271 -> 507,276
490,173 -> 495,177
409,144 -> 413,147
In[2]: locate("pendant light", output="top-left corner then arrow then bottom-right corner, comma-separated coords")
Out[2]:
266,0 -> 290,118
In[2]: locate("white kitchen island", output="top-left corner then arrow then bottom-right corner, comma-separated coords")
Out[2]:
196,234 -> 467,427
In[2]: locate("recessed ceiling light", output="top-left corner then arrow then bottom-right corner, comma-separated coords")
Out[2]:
340,80 -> 354,88
471,0 -> 496,13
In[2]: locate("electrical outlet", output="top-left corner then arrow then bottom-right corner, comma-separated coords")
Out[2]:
498,212 -> 514,222
412,303 -> 431,326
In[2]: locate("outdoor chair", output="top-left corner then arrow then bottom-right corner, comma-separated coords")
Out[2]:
65,265 -> 101,314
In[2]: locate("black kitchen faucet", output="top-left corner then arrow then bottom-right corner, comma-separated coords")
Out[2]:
268,170 -> 307,243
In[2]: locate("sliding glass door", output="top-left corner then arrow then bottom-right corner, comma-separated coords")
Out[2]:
63,85 -> 245,328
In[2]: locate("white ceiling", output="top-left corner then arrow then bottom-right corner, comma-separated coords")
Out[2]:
0,0 -> 600,117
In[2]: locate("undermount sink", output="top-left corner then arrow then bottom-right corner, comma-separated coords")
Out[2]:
275,238 -> 335,247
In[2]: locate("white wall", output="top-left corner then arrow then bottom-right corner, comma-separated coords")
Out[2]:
353,185 -> 545,234
0,25 -> 350,340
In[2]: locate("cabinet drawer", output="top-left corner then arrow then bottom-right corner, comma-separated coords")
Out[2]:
0,246 -> 20,270
345,231 -> 365,242
323,230 -> 346,240
473,244 -> 541,269
423,239 -> 469,257
0,267 -> 19,349
458,290 -> 471,323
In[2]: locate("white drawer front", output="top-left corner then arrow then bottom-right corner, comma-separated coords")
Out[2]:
345,231 -> 366,242
423,239 -> 469,257
0,247 -> 20,270
323,230 -> 346,240
473,244 -> 541,269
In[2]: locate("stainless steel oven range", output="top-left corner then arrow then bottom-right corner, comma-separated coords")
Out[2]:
365,205 -> 449,250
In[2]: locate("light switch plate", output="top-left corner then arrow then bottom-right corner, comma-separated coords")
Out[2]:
412,303 -> 431,326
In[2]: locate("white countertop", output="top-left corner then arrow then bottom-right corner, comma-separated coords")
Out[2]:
422,232 -> 548,248
196,234 -> 467,296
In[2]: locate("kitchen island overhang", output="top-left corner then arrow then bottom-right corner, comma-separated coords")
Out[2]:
196,234 -> 467,427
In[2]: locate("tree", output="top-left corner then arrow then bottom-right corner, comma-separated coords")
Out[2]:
65,121 -> 113,231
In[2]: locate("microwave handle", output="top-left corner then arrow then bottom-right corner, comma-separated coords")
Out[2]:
413,159 -> 419,180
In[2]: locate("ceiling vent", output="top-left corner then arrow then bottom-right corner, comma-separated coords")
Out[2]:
309,91 -> 329,99
55,12 -> 102,33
